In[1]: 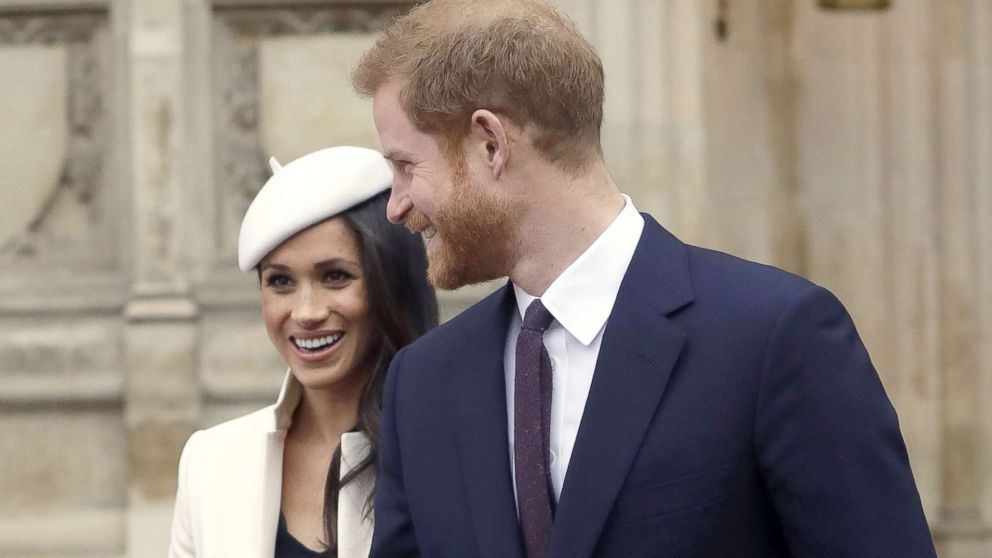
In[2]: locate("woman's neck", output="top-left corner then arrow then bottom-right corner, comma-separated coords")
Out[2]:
290,383 -> 362,450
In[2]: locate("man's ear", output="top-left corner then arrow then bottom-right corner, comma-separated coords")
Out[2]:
468,109 -> 510,179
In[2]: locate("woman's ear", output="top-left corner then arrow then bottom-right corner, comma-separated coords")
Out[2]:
468,109 -> 510,179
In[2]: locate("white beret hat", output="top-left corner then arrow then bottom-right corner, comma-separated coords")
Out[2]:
237,146 -> 392,272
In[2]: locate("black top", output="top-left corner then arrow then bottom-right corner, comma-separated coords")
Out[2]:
275,512 -> 335,558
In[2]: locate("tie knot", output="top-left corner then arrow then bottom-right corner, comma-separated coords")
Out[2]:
522,299 -> 555,332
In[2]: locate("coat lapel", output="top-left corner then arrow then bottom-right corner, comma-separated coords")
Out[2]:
256,430 -> 284,557
548,217 -> 694,558
444,285 -> 526,558
338,432 -> 374,558
256,371 -> 298,558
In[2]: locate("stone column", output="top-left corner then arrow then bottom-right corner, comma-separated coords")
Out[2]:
559,0 -> 710,246
931,1 -> 991,556
972,0 -> 992,548
876,0 -> 943,518
121,0 -> 200,555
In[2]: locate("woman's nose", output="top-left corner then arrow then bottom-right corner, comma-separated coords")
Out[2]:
290,287 -> 330,326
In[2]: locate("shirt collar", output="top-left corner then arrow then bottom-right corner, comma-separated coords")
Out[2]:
513,194 -> 645,346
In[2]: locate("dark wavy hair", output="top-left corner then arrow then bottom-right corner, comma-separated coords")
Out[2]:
318,190 -> 437,553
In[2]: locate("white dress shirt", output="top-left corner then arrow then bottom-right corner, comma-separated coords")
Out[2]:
505,194 -> 645,502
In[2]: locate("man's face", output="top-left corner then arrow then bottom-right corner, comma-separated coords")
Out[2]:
372,79 -> 515,290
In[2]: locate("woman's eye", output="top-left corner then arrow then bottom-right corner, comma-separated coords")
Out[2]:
323,269 -> 354,285
264,274 -> 293,289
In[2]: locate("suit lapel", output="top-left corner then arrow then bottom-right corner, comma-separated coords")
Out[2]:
548,217 -> 694,558
444,285 -> 526,558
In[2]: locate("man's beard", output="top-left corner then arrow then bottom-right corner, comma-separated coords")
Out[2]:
406,159 -> 515,291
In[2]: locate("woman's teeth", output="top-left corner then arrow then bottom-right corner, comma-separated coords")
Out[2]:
293,333 -> 342,351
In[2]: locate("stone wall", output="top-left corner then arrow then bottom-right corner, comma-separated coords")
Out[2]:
0,0 -> 987,556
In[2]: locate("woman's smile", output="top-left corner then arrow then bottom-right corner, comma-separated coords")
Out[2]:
289,331 -> 346,362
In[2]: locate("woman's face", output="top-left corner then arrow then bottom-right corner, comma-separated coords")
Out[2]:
258,217 -> 376,395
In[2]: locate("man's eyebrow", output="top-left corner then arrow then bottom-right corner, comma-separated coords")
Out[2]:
383,150 -> 413,162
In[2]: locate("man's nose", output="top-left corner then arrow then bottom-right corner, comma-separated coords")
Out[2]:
387,188 -> 414,224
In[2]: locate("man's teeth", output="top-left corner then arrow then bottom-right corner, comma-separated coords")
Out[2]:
293,334 -> 342,351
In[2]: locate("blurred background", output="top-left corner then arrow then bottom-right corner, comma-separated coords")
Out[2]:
0,0 -> 989,556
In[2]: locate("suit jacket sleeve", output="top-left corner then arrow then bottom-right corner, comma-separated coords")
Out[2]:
371,347 -> 421,557
168,430 -> 200,558
756,284 -> 936,557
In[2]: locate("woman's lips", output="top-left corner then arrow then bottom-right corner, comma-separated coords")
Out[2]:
289,332 -> 344,363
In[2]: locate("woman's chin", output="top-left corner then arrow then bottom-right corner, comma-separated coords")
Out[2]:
290,364 -> 364,395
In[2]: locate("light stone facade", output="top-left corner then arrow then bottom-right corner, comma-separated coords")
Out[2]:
0,0 -> 988,556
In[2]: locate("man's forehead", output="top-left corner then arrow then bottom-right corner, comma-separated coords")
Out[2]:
372,77 -> 405,109
371,82 -> 408,131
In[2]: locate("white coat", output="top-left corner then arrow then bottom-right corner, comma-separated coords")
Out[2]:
168,371 -> 374,558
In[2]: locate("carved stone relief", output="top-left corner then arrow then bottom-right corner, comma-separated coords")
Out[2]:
211,4 -> 412,269
258,34 -> 381,163
0,46 -> 68,256
0,11 -> 111,269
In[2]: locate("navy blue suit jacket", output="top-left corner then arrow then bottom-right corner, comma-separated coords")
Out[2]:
372,215 -> 936,557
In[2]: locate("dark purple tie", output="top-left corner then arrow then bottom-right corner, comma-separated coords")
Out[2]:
515,299 -> 555,558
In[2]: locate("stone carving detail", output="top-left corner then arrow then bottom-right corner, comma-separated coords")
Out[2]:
0,12 -> 108,264
212,4 -> 412,265
0,12 -> 102,44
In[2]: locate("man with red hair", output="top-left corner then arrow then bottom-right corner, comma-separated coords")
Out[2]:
353,1 -> 936,557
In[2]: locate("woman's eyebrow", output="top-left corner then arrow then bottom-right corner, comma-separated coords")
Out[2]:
312,258 -> 359,269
